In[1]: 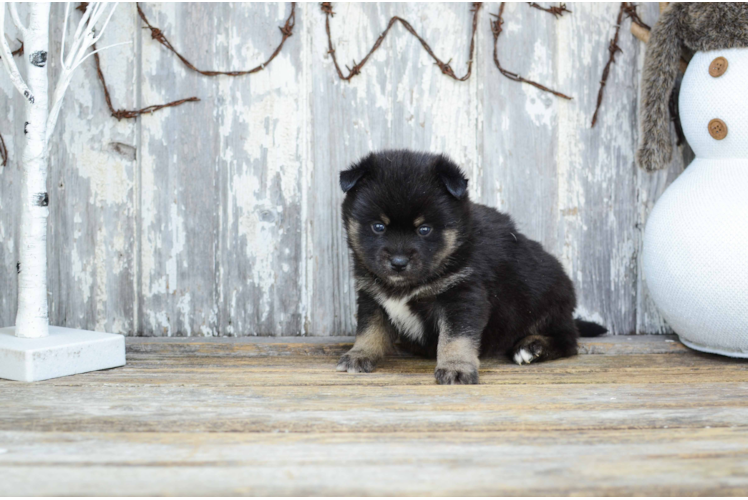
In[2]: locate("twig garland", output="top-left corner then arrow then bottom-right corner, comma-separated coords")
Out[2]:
2,2 -> 298,166
527,3 -> 571,18
491,3 -> 573,100
590,2 -> 627,128
0,37 -> 24,59
6,39 -> 24,57
136,2 -> 296,77
0,2 -> 660,168
92,44 -> 199,120
622,3 -> 650,30
99,3 -> 295,117
591,3 -> 660,128
321,2 -> 481,82
90,2 -> 296,120
79,2 -> 199,121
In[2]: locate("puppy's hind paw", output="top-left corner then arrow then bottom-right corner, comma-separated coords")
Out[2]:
434,364 -> 479,385
336,351 -> 376,373
512,336 -> 546,365
513,348 -> 539,365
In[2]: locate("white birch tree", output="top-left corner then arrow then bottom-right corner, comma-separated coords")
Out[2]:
1,2 -> 122,338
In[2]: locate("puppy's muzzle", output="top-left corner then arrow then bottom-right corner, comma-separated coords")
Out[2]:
390,255 -> 410,272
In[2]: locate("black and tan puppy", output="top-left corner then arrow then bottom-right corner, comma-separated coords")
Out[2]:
337,150 -> 606,385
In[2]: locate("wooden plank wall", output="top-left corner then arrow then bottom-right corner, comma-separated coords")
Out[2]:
0,3 -> 688,336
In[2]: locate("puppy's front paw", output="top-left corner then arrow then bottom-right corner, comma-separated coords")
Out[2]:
336,351 -> 377,373
434,363 -> 479,385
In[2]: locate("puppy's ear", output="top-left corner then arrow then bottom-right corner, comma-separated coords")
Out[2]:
435,156 -> 468,199
340,167 -> 366,193
340,156 -> 374,193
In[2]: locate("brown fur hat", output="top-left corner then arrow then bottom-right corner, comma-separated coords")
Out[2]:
637,3 -> 748,172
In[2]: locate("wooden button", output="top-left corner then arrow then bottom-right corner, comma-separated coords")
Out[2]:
708,118 -> 728,140
709,57 -> 728,77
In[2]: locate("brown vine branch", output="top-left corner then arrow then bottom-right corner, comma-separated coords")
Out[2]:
622,2 -> 650,30
491,3 -> 573,100
92,43 -> 199,120
2,2 -> 301,166
590,2 -> 627,128
94,2 -> 296,119
93,2 -> 297,119
0,37 -> 24,60
321,2 -> 482,82
136,2 -> 296,77
83,0 -> 198,120
10,39 -> 24,57
527,3 -> 571,18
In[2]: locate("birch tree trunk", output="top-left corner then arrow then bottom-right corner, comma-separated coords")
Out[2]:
14,3 -> 51,339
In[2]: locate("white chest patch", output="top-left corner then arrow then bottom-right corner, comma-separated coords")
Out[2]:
379,296 -> 424,342
358,268 -> 474,344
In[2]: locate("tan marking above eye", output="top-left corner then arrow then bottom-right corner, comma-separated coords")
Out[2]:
380,214 -> 390,225
413,216 -> 425,227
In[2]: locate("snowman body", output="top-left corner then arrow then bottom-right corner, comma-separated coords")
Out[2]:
643,48 -> 748,356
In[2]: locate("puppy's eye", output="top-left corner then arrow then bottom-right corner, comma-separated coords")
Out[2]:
371,222 -> 386,234
417,225 -> 432,236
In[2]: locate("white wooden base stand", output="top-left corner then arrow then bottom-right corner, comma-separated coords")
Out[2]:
0,326 -> 125,382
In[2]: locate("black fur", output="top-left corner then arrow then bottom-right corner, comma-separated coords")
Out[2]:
338,150 -> 606,384
575,319 -> 608,338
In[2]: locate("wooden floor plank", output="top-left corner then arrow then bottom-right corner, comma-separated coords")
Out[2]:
24,351 -> 748,388
2,429 -> 747,495
1,336 -> 747,495
123,335 -> 689,357
2,381 -> 747,433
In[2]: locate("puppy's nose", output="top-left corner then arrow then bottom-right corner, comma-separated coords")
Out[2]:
390,255 -> 410,272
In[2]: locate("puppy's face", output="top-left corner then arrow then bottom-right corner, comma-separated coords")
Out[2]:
340,151 -> 470,287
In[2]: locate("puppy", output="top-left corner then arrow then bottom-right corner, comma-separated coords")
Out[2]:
336,150 -> 606,385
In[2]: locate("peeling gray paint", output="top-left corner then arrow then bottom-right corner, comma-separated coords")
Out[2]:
0,3 -> 683,336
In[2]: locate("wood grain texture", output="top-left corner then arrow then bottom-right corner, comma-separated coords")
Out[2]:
305,3 -> 482,336
305,2 -> 391,336
46,3 -> 138,335
1,336 -> 747,496
136,3 -> 304,337
212,3 -> 304,337
477,2 -> 561,247
138,3 -> 222,337
3,428 -> 748,496
1,4 -> 689,335
553,3 -> 639,334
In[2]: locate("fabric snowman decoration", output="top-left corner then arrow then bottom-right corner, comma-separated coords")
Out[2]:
638,3 -> 748,356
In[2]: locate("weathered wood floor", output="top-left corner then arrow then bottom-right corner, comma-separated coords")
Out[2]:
2,335 -> 748,496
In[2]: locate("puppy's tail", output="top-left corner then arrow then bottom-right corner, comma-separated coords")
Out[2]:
574,318 -> 608,338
